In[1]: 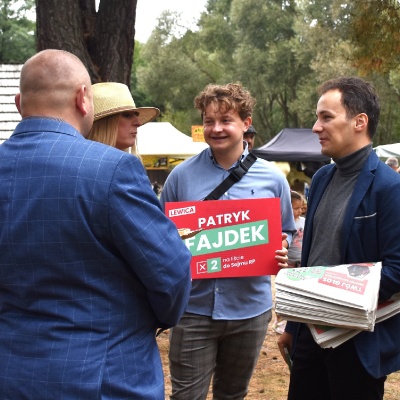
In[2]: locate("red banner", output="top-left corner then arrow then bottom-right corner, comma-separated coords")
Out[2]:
165,198 -> 282,279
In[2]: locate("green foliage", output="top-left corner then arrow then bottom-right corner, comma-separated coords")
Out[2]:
5,0 -> 400,144
0,0 -> 35,63
136,10 -> 218,133
350,0 -> 400,74
131,40 -> 156,108
134,0 -> 400,144
230,0 -> 307,139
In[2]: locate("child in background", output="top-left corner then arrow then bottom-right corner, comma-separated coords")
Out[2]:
273,190 -> 305,334
287,190 -> 305,268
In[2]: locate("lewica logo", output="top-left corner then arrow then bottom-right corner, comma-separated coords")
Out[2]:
169,205 -> 196,218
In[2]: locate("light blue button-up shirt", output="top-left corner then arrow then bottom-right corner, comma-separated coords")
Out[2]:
160,144 -> 296,320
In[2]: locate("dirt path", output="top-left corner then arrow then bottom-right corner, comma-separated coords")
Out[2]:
158,278 -> 400,399
158,321 -> 400,399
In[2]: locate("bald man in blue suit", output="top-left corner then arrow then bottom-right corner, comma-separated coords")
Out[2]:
0,49 -> 192,399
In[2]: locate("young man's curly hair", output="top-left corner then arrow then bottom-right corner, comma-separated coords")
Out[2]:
194,83 -> 256,121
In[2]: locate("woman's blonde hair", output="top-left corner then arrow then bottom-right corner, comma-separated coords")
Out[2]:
87,113 -> 140,158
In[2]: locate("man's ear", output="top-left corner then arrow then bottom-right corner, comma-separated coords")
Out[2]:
76,85 -> 89,116
243,116 -> 252,131
355,113 -> 368,131
15,93 -> 22,115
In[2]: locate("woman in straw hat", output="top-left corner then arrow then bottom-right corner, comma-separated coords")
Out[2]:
88,82 -> 160,157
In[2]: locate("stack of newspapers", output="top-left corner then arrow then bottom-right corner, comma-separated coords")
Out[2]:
275,262 -> 400,348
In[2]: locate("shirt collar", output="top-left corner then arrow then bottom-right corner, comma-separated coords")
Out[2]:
207,141 -> 248,170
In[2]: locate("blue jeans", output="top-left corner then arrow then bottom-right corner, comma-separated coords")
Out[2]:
169,311 -> 271,400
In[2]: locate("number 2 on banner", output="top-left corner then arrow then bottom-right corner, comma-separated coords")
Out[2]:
210,260 -> 218,270
208,258 -> 221,274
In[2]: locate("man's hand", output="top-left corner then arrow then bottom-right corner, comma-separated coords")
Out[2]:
275,233 -> 289,268
277,331 -> 293,370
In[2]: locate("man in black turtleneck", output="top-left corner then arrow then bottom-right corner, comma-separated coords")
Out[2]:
278,76 -> 400,400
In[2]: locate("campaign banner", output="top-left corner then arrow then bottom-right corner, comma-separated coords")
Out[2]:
165,198 -> 282,279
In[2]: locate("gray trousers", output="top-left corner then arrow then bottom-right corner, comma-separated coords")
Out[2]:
169,310 -> 271,400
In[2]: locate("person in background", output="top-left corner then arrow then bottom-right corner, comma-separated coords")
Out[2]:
301,197 -> 308,217
160,82 -> 296,400
0,49 -> 191,399
273,190 -> 305,334
278,76 -> 400,400
87,82 -> 159,157
153,181 -> 162,197
287,190 -> 305,268
385,156 -> 399,171
243,124 -> 257,150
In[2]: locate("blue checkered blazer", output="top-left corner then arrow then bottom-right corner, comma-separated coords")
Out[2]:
0,117 -> 192,399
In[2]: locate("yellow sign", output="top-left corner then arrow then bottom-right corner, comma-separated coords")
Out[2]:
142,155 -> 169,170
192,125 -> 205,142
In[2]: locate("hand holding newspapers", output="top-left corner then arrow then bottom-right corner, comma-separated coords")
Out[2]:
275,262 -> 400,348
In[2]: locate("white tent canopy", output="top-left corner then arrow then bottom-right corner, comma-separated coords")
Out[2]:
137,122 -> 208,157
374,143 -> 400,159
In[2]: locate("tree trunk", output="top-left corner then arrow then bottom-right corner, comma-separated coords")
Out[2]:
35,0 -> 137,86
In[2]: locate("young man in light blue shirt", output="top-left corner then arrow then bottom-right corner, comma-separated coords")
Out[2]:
160,83 -> 296,400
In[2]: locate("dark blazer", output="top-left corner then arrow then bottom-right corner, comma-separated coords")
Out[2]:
287,150 -> 400,379
0,118 -> 192,399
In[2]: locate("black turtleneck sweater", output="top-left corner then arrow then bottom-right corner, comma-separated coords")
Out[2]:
307,144 -> 373,267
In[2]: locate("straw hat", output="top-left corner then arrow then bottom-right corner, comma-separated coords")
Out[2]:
92,82 -> 160,125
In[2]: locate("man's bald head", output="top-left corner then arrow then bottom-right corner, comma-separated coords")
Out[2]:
16,49 -> 94,136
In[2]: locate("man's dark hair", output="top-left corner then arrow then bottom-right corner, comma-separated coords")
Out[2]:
318,76 -> 380,139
